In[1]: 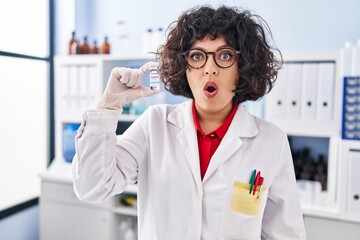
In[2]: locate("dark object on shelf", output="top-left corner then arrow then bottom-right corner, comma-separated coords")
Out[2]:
290,142 -> 328,191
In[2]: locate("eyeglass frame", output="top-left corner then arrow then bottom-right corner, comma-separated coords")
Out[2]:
182,47 -> 241,69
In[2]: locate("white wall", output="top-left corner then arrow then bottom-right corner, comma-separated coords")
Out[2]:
55,0 -> 75,55
56,0 -> 360,56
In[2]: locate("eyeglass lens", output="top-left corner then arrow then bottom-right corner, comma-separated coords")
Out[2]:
185,48 -> 238,69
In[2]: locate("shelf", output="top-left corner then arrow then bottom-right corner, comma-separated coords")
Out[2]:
124,184 -> 138,194
39,159 -> 73,184
55,55 -> 155,65
301,203 -> 339,219
338,213 -> 360,224
266,118 -> 339,137
281,50 -> 339,62
115,184 -> 138,217
113,206 -> 137,217
119,114 -> 138,122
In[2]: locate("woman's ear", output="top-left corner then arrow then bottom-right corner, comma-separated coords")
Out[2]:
235,77 -> 239,85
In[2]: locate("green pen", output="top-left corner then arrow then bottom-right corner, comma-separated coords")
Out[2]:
249,169 -> 256,194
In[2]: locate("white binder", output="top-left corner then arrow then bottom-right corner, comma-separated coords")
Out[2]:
265,64 -> 287,118
317,63 -> 335,121
347,150 -> 360,215
88,65 -> 101,108
301,63 -> 318,120
286,63 -> 302,119
69,65 -> 78,110
79,65 -> 88,110
58,65 -> 70,109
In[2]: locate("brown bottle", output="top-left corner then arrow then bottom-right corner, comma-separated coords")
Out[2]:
102,36 -> 110,54
68,31 -> 76,55
70,39 -> 80,55
80,36 -> 90,54
91,40 -> 99,54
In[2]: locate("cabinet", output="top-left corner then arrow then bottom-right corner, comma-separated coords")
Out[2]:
264,51 -> 343,218
304,215 -> 360,240
40,55 -> 152,240
339,140 -> 360,223
265,50 -> 360,225
54,55 -> 153,165
40,160 -> 138,240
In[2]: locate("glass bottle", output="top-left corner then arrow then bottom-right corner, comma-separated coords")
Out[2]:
91,40 -> 99,54
68,31 -> 76,55
70,39 -> 80,55
102,36 -> 110,54
80,36 -> 90,54
150,66 -> 160,90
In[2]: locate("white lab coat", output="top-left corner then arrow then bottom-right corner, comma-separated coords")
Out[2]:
72,100 -> 306,240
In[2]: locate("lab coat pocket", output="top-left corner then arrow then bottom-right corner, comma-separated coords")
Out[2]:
231,181 -> 265,215
221,181 -> 267,240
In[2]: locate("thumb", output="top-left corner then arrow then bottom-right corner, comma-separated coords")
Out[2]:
139,61 -> 159,74
132,61 -> 159,88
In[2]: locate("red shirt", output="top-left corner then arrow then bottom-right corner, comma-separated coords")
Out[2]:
192,102 -> 238,179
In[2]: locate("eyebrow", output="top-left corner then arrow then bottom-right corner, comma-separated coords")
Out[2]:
190,45 -> 232,52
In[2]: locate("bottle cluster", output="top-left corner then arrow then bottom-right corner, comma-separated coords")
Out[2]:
292,147 -> 328,191
68,31 -> 110,55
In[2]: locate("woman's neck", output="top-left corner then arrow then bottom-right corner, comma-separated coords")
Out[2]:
195,101 -> 234,135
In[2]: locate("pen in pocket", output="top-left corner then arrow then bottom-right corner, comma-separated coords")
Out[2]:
248,169 -> 264,198
256,177 -> 264,201
249,169 -> 256,194
252,171 -> 261,195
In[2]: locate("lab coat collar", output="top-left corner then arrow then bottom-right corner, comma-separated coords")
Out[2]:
231,103 -> 260,138
168,100 -> 202,188
167,100 -> 259,138
167,100 -> 259,184
203,103 -> 259,182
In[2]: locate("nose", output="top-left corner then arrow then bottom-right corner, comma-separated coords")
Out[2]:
204,54 -> 218,75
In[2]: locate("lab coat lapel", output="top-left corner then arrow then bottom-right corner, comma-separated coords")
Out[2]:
202,104 -> 259,183
167,100 -> 202,188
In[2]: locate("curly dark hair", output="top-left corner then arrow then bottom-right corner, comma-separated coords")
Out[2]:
157,5 -> 282,103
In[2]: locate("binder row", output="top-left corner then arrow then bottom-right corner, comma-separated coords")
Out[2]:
56,64 -> 101,114
342,76 -> 360,140
265,62 -> 336,121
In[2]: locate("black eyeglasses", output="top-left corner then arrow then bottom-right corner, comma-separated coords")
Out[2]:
182,47 -> 240,69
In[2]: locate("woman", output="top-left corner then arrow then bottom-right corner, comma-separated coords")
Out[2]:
72,5 -> 306,240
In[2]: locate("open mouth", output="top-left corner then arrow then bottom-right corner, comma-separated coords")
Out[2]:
203,82 -> 218,98
206,86 -> 216,93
